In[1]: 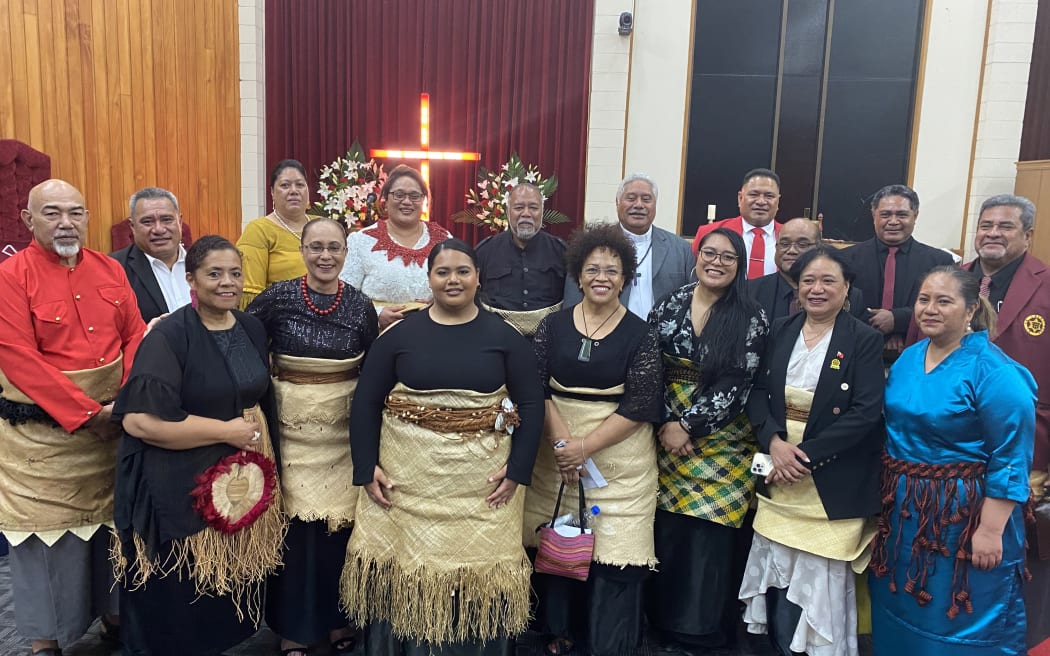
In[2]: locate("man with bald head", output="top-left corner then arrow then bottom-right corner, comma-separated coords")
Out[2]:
748,217 -> 866,320
0,180 -> 144,654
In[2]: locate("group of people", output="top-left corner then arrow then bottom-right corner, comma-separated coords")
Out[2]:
0,162 -> 1044,656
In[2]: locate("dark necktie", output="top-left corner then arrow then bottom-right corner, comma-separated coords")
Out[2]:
979,275 -> 991,299
881,246 -> 899,310
748,228 -> 765,279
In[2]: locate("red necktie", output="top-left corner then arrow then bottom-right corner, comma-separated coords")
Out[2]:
881,246 -> 898,310
748,228 -> 765,279
979,275 -> 991,298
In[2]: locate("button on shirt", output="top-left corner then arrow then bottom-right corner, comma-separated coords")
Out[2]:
0,242 -> 145,431
144,244 -> 191,312
624,226 -> 654,319
743,221 -> 777,277
475,231 -> 567,310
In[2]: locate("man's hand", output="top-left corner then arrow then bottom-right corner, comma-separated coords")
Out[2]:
866,308 -> 895,334
84,403 -> 120,440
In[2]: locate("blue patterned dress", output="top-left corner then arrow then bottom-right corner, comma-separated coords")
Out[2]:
870,331 -> 1036,655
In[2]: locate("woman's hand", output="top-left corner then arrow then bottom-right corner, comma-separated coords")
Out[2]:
767,435 -> 811,484
486,464 -> 518,509
364,466 -> 394,510
971,525 -> 1004,570
658,421 -> 693,457
223,414 -> 261,451
378,305 -> 406,330
553,439 -> 586,471
84,403 -> 120,441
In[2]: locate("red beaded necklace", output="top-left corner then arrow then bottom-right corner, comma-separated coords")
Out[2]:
300,275 -> 344,316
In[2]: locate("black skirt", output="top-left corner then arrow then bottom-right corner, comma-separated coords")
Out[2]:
531,557 -> 648,656
119,540 -> 258,656
265,518 -> 353,644
363,621 -> 514,656
646,509 -> 740,648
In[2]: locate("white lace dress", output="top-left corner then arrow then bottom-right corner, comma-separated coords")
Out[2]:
340,220 -> 450,305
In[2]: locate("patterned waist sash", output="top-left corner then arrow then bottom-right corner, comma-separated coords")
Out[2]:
384,395 -> 520,436
870,453 -> 991,619
272,353 -> 362,527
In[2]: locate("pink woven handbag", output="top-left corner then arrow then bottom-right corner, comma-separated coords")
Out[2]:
534,483 -> 594,581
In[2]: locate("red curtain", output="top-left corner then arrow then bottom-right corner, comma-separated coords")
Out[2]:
265,0 -> 594,244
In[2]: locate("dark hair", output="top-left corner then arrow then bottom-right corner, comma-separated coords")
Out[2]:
695,228 -> 764,387
565,223 -> 638,285
741,168 -> 780,190
919,265 -> 997,335
270,159 -> 308,188
787,245 -> 856,287
382,164 -> 430,201
870,184 -> 919,212
186,235 -> 240,274
301,217 -> 348,244
427,238 -> 484,309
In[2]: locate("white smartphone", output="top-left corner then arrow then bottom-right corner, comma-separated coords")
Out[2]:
750,452 -> 774,476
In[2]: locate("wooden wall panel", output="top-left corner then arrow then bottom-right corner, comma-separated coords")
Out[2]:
0,0 -> 241,251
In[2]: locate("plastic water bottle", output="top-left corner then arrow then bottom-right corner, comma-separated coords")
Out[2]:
582,504 -> 601,532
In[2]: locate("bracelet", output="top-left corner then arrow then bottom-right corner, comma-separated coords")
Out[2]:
581,436 -> 587,462
678,417 -> 690,434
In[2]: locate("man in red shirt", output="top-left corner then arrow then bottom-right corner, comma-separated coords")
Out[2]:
0,179 -> 145,655
691,168 -> 783,279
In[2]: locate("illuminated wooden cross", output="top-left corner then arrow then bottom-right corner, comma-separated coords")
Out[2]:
370,93 -> 481,219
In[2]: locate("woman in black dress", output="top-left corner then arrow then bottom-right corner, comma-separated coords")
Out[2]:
246,218 -> 378,656
112,235 -> 285,656
341,238 -> 544,656
522,224 -> 662,656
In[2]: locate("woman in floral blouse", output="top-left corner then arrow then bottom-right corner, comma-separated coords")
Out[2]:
646,227 -> 768,652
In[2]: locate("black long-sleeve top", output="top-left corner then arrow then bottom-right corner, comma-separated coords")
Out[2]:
349,309 -> 545,485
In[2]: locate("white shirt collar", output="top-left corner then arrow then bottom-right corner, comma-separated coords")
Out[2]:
143,243 -> 187,270
743,220 -> 776,238
621,224 -> 653,245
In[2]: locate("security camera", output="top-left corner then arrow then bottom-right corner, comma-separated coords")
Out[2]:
618,12 -> 633,36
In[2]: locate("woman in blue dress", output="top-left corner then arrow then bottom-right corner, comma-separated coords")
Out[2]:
869,265 -> 1036,655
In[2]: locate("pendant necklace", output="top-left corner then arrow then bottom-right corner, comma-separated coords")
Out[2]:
578,305 -> 621,362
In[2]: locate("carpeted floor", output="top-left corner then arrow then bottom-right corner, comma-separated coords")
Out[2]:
0,556 -> 871,656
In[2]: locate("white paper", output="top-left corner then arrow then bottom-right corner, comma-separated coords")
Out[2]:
580,458 -> 608,489
553,524 -> 591,537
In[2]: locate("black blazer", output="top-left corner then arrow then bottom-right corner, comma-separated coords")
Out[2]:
748,272 -> 867,322
844,237 -> 954,335
747,311 -> 885,520
110,244 -> 170,323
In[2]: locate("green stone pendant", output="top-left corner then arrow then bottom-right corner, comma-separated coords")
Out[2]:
577,337 -> 592,362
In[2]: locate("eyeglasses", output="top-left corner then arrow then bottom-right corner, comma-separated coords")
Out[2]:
698,248 -> 739,265
389,190 -> 425,203
775,239 -> 815,252
582,266 -> 622,278
303,244 -> 346,255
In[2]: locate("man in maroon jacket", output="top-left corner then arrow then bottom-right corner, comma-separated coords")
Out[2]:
964,193 -> 1050,652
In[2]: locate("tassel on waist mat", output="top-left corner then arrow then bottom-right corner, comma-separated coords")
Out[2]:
384,395 -> 520,437
870,453 -> 989,619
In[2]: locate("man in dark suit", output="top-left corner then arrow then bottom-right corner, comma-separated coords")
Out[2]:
563,173 -> 694,318
109,187 -> 191,322
691,168 -> 783,278
749,217 -> 866,321
962,193 -> 1050,651
844,184 -> 953,354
